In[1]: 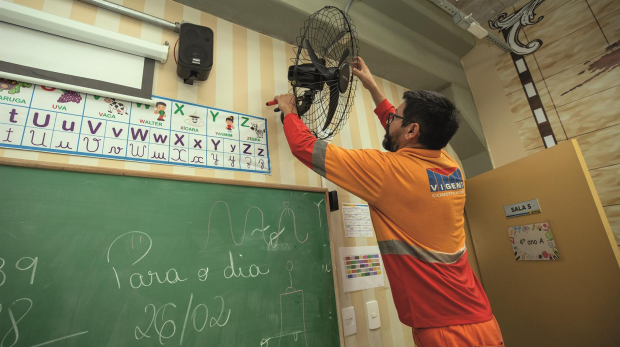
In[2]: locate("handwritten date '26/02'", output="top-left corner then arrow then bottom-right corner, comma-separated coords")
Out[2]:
135,294 -> 231,345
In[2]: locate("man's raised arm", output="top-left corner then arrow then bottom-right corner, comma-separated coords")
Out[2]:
274,94 -> 386,204
351,57 -> 393,129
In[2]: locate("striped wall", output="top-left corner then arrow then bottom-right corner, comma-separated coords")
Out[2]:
484,0 -> 620,250
0,1 -> 471,346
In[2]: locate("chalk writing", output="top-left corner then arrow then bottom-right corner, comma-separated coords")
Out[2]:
135,294 -> 231,345
224,251 -> 270,279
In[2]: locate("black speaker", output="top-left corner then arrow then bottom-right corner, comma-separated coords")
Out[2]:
176,23 -> 214,85
328,190 -> 339,212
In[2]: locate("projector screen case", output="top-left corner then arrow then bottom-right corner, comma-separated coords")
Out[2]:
0,71 -> 156,105
0,1 -> 169,63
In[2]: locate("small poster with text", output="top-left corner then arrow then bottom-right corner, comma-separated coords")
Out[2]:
508,221 -> 559,261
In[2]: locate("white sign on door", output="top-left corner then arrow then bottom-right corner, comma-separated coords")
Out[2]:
504,198 -> 541,218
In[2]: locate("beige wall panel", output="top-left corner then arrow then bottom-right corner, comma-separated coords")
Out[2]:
603,204 -> 620,245
515,108 -> 566,149
545,52 -> 620,106
69,0 -> 97,25
599,9 -> 620,44
38,152 -> 70,164
515,0 -> 572,15
14,0 -> 45,10
490,44 -> 513,70
587,0 -> 620,19
159,1 -> 183,99
118,0 -> 145,38
534,22 -> 609,78
508,89 -> 533,122
575,124 -> 620,169
590,164 -> 620,206
556,85 -> 620,137
527,55 -> 545,82
537,82 -> 556,110
498,64 -> 523,95
524,0 -> 596,45
462,44 -> 527,167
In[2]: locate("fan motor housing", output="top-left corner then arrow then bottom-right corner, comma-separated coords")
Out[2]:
177,23 -> 214,85
287,63 -> 323,89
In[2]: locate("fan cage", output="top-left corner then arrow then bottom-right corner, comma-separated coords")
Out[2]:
290,6 -> 359,140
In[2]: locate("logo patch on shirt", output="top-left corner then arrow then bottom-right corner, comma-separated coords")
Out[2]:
427,167 -> 464,192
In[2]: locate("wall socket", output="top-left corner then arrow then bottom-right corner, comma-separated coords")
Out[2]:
341,306 -> 357,336
366,300 -> 381,330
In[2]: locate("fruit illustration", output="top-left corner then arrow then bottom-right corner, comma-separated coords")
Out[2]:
57,90 -> 82,104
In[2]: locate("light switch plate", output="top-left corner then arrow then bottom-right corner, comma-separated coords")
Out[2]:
341,306 -> 357,336
366,300 -> 381,330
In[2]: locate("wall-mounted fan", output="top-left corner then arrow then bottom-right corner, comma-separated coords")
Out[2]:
284,6 -> 359,139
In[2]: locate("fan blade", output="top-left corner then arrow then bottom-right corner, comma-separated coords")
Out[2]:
323,83 -> 340,131
304,39 -> 331,78
338,48 -> 350,67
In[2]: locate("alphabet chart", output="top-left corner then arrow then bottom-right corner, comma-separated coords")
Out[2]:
0,83 -> 271,174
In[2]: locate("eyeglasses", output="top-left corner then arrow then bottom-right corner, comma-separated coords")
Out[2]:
387,112 -> 405,125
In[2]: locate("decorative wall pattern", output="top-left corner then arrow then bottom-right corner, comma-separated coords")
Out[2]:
489,0 -> 560,149
486,0 -> 620,248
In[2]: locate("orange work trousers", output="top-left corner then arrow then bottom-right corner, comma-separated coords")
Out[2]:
413,316 -> 504,347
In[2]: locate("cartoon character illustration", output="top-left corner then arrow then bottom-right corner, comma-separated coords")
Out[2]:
225,116 -> 235,131
57,90 -> 82,104
184,110 -> 205,127
154,102 -> 167,121
250,122 -> 265,138
0,79 -> 32,95
104,97 -> 129,115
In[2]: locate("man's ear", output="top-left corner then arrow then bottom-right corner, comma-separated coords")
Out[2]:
404,123 -> 419,140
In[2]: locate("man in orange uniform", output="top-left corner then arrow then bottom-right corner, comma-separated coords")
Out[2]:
273,57 -> 504,347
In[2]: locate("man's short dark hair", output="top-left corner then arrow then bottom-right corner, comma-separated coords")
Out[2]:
156,102 -> 166,107
401,90 -> 460,150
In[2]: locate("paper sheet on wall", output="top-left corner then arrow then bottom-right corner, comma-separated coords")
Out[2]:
339,246 -> 385,292
342,203 -> 375,237
508,221 -> 560,260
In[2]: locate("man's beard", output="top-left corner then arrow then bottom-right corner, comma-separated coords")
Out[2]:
382,124 -> 398,152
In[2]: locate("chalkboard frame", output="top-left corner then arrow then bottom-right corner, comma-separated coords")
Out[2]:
0,157 -> 345,346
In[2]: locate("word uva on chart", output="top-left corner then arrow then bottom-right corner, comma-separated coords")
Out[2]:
0,82 -> 271,173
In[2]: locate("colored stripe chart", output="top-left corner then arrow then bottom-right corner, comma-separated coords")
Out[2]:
0,82 -> 271,174
339,246 -> 385,292
345,254 -> 382,278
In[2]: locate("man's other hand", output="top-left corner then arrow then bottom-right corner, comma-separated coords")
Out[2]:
274,94 -> 298,116
351,57 -> 376,90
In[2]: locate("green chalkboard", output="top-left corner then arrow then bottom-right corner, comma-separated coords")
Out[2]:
0,160 -> 341,347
